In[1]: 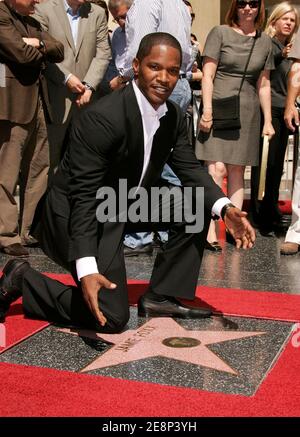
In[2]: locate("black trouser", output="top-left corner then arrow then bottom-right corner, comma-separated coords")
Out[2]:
23,187 -> 209,333
251,107 -> 290,223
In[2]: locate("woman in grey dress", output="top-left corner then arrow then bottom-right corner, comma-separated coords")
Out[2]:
196,0 -> 275,249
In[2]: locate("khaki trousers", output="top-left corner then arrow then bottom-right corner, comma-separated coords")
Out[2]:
0,99 -> 49,247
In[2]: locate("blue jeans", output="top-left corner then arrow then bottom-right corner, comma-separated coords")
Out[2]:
124,231 -> 168,248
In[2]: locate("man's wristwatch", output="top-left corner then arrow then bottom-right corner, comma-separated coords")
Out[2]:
39,40 -> 45,50
82,82 -> 95,92
117,74 -> 127,84
221,203 -> 236,221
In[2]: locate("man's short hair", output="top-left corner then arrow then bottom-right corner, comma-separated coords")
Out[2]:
136,33 -> 183,65
108,0 -> 133,10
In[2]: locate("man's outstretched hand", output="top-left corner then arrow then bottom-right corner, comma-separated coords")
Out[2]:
224,207 -> 256,249
80,273 -> 117,326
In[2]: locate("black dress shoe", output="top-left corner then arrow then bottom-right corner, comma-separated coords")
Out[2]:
205,241 -> 222,252
0,259 -> 30,320
138,293 -> 212,319
123,243 -> 153,257
2,243 -> 29,257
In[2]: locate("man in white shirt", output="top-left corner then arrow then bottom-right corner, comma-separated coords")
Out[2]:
0,33 -> 255,332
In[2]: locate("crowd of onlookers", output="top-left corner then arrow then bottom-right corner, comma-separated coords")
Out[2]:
0,0 -> 300,258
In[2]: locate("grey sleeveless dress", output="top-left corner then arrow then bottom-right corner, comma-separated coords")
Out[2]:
196,25 -> 274,166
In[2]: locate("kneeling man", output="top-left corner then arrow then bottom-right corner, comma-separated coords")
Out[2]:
0,33 -> 255,332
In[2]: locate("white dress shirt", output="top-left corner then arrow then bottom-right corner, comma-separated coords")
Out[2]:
76,82 -> 230,280
63,0 -> 82,84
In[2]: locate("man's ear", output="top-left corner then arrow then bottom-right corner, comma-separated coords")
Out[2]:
132,57 -> 139,78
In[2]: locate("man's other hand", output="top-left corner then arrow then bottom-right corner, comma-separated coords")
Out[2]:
76,89 -> 92,107
66,74 -> 86,94
80,273 -> 117,326
109,75 -> 127,91
224,207 -> 256,249
284,104 -> 299,132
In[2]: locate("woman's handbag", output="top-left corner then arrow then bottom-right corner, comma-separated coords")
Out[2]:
212,31 -> 258,131
212,95 -> 241,130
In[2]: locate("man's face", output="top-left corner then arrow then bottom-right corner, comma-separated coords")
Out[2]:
11,0 -> 40,15
133,44 -> 181,110
110,4 -> 129,30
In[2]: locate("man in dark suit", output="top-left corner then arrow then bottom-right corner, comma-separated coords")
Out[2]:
0,33 -> 255,332
0,0 -> 64,256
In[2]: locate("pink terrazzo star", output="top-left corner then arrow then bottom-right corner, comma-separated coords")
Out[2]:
58,318 -> 266,374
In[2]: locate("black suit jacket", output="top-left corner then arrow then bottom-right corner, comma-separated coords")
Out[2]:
48,83 -> 224,269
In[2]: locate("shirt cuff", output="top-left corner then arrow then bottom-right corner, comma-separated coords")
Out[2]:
64,73 -> 72,85
212,197 -> 231,218
186,71 -> 193,80
76,257 -> 99,281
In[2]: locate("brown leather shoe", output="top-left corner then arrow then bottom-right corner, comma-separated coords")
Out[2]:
280,242 -> 300,256
2,243 -> 29,257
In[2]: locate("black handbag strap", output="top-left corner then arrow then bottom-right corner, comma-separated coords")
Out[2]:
237,31 -> 258,96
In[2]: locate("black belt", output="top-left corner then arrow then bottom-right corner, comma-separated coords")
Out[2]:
179,73 -> 187,79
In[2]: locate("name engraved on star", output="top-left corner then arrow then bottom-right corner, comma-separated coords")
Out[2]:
115,325 -> 156,352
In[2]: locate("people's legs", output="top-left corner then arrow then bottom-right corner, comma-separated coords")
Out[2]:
46,110 -> 73,184
19,100 -> 49,243
19,188 -> 130,332
250,165 -> 260,223
206,161 -> 227,244
149,217 -> 209,300
260,109 -> 289,222
129,184 -> 210,300
22,240 -> 130,333
0,120 -> 30,248
124,232 -> 153,248
284,152 -> 300,245
226,164 -> 245,209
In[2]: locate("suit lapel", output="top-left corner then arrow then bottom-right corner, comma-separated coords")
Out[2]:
123,84 -> 144,189
76,3 -> 90,56
55,0 -> 76,55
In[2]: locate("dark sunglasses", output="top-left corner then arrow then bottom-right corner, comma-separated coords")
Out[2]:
237,1 -> 259,9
